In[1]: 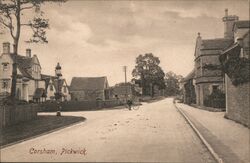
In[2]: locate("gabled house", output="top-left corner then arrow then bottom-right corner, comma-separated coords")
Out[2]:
194,34 -> 232,107
0,42 -> 46,102
70,76 -> 109,101
220,20 -> 250,127
41,74 -> 71,101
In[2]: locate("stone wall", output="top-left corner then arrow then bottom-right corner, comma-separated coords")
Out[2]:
0,104 -> 38,129
225,75 -> 250,127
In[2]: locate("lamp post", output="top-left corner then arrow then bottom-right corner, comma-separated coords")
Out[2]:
55,62 -> 62,116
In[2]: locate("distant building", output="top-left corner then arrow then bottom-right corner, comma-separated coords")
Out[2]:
220,19 -> 250,127
70,76 -> 109,101
181,69 -> 196,105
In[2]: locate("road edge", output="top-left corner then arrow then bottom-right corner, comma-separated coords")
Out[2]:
174,102 -> 224,163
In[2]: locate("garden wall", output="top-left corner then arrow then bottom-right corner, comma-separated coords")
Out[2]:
225,76 -> 250,127
39,99 -> 122,112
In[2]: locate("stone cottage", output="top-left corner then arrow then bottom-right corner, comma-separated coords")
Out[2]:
42,74 -> 71,101
0,42 -> 46,102
70,76 -> 109,101
0,42 -> 71,102
220,20 -> 250,127
193,9 -> 243,108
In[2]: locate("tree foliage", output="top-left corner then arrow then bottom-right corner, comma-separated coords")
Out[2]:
0,0 -> 65,99
164,71 -> 183,96
132,53 -> 165,97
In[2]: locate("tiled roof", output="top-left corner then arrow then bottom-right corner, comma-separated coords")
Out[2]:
70,77 -> 108,91
182,69 -> 195,82
201,38 -> 233,50
234,20 -> 250,29
41,74 -> 67,92
10,54 -> 33,79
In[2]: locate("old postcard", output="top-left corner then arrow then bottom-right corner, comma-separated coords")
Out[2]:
0,0 -> 249,162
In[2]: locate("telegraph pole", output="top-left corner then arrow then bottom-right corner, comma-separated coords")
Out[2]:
123,66 -> 128,103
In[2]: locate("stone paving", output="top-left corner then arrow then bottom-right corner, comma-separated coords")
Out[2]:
176,103 -> 250,163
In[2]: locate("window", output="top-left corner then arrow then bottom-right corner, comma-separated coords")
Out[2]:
35,80 -> 38,89
63,86 -> 67,93
50,85 -> 53,91
2,63 -> 8,71
212,85 -> 219,93
2,80 -> 8,89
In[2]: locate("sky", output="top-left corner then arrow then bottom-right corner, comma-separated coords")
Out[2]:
0,0 -> 249,86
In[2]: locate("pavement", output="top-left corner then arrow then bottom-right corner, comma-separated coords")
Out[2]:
176,103 -> 250,163
0,98 -> 215,162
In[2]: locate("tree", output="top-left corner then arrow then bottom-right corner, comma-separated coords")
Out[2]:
0,0 -> 65,100
132,53 -> 165,97
164,71 -> 183,96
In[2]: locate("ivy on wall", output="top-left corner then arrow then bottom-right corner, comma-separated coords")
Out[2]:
222,56 -> 250,86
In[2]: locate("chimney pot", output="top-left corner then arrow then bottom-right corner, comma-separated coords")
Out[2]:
3,42 -> 10,54
26,48 -> 31,57
225,8 -> 228,16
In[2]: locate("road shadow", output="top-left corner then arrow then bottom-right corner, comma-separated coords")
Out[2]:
0,115 -> 86,148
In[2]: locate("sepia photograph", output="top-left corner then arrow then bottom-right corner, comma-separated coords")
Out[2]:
0,0 -> 249,162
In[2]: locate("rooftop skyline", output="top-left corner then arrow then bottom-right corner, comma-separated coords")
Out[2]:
0,0 -> 249,86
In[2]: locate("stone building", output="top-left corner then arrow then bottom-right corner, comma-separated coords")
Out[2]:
70,76 -> 109,101
181,69 -> 196,105
193,9 -> 240,108
0,42 -> 71,102
220,20 -> 250,127
0,42 -> 45,102
42,74 -> 71,101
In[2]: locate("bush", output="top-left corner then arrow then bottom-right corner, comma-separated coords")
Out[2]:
204,90 -> 225,108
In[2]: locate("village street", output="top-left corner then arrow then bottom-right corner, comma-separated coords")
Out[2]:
0,98 -> 215,162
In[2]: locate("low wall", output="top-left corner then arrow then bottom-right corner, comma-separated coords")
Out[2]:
39,100 -> 122,112
0,104 -> 38,129
225,76 -> 250,127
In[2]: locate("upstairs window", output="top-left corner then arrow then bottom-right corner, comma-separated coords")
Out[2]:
2,63 -> 8,71
50,85 -> 53,91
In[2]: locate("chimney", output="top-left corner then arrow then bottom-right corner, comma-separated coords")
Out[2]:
26,48 -> 31,57
3,42 -> 10,54
197,32 -> 201,38
222,9 -> 239,39
225,8 -> 228,17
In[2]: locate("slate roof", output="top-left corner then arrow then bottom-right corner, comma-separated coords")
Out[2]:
10,53 -> 33,79
201,38 -> 233,50
234,20 -> 250,29
182,69 -> 195,82
70,77 -> 108,91
41,74 -> 67,92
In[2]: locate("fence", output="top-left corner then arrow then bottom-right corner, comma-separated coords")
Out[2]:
39,99 -> 123,112
0,104 -> 38,129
